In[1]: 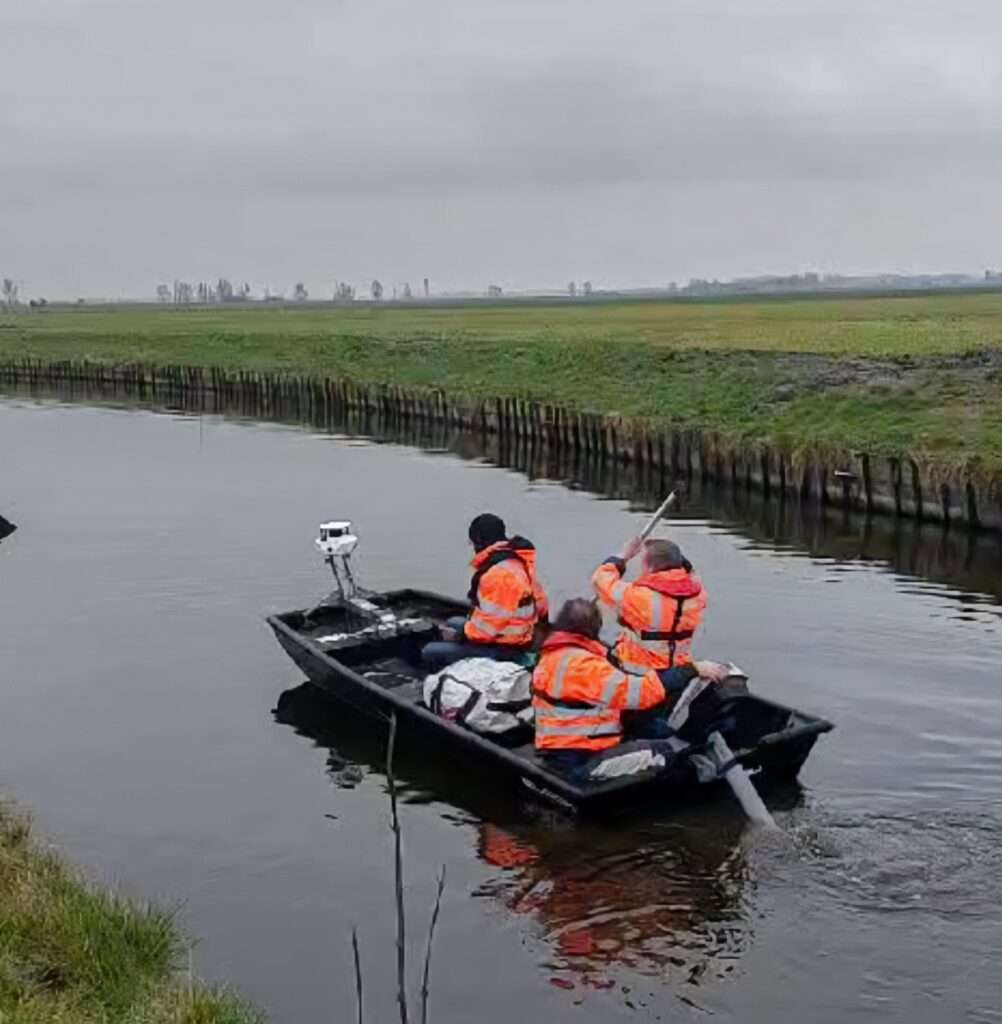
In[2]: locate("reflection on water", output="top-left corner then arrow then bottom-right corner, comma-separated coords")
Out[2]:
474,822 -> 750,991
274,683 -> 754,996
5,380 -> 1002,615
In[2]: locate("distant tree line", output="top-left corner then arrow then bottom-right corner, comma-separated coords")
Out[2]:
0,278 -> 52,310
367,280 -> 431,302
1,278 -> 18,310
154,277 -> 433,304
156,280 -> 252,304
153,276 -> 606,304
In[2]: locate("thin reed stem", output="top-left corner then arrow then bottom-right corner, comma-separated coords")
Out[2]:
420,867 -> 446,1024
386,713 -> 410,1024
351,927 -> 364,1024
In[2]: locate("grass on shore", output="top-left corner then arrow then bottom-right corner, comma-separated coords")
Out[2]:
2,293 -> 1001,472
4,292 -> 1002,357
0,803 -> 261,1024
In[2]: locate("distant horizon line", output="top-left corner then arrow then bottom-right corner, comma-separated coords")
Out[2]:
5,266 -> 1002,305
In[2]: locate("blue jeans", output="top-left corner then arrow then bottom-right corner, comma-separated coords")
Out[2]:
421,617 -> 530,672
622,707 -> 676,739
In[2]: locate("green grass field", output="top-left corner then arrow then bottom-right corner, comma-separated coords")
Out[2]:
3,292 -> 1001,471
0,803 -> 261,1024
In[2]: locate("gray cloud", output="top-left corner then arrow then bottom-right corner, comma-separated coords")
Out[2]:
2,0 -> 1001,297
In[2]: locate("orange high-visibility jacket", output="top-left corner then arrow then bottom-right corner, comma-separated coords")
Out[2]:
593,558 -> 706,675
532,631 -> 666,751
465,538 -> 549,647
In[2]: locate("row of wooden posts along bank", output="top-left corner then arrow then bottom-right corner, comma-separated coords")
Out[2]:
3,358 -> 1000,531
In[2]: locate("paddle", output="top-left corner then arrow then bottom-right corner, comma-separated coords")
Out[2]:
630,490 -> 779,830
605,489 -> 676,574
703,731 -> 779,830
637,491 -> 677,542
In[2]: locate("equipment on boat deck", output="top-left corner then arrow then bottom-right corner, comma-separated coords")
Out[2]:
307,520 -> 393,632
305,519 -> 431,639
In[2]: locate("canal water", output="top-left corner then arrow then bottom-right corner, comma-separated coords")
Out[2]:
2,395 -> 1000,1023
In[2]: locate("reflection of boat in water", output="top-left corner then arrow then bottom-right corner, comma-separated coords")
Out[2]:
475,819 -> 750,990
274,682 -> 759,991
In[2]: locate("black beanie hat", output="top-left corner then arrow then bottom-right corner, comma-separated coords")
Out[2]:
469,513 -> 506,551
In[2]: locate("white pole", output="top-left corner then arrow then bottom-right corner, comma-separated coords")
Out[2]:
706,731 -> 779,830
638,491 -> 677,542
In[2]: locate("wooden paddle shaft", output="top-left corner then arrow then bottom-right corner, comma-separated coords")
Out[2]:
638,491 -> 677,542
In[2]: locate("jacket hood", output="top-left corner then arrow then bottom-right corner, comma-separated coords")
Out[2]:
541,631 -> 607,658
634,568 -> 703,600
470,536 -> 538,574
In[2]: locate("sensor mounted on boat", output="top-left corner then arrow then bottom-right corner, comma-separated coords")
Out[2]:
316,520 -> 359,599
316,521 -> 358,559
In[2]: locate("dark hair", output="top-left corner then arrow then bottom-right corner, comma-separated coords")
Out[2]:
468,513 -> 506,551
553,598 -> 603,640
644,539 -> 692,573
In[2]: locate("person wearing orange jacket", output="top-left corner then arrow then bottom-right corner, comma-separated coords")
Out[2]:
422,513 -> 549,670
533,598 -> 726,777
592,536 -> 706,676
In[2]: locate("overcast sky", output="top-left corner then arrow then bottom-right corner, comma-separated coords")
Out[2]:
2,0 -> 1001,299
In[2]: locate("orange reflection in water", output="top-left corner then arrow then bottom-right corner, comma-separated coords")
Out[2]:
474,816 -> 753,994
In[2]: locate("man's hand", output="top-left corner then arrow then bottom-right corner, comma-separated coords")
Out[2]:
619,536 -> 643,562
439,626 -> 460,642
694,660 -> 730,683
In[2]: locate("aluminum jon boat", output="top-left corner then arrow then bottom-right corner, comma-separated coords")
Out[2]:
267,522 -> 833,814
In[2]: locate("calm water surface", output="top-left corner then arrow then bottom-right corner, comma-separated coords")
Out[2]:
2,397 -> 1001,1023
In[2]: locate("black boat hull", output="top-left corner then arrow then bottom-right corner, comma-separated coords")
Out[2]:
268,588 -> 833,813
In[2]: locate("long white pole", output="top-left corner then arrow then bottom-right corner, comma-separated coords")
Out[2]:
706,731 -> 779,830
638,491 -> 677,542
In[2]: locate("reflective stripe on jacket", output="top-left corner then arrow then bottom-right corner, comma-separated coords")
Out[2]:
465,539 -> 549,647
532,631 -> 666,751
592,558 -> 706,674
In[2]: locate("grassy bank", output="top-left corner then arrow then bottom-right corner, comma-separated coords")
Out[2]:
2,293 -> 1001,472
0,803 -> 260,1024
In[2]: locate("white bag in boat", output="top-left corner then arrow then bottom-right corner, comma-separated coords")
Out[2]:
423,658 -> 534,735
588,748 -> 667,780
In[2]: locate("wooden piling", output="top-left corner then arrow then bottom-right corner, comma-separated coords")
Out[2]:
0,358 -> 997,532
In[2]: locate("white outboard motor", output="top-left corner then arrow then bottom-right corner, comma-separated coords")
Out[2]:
316,520 -> 359,599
